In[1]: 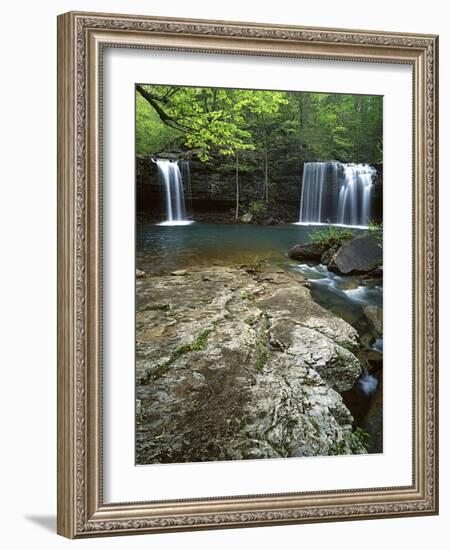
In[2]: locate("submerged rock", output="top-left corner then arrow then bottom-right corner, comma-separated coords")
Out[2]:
365,266 -> 383,278
289,242 -> 327,261
320,246 -> 338,265
327,235 -> 382,274
136,266 -> 365,464
363,305 -> 383,335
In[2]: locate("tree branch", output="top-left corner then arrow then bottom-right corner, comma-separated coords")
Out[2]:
136,85 -> 194,134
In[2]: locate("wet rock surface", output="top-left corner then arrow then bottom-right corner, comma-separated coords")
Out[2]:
363,305 -> 383,335
360,373 -> 383,453
327,235 -> 382,274
136,266 -> 365,464
289,242 -> 327,261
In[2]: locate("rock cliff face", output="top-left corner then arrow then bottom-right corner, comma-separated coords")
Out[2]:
137,155 -> 251,220
136,155 -> 382,224
136,155 -> 301,222
136,266 -> 365,464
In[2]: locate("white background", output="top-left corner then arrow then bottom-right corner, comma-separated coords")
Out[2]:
0,0 -> 447,548
103,49 -> 412,502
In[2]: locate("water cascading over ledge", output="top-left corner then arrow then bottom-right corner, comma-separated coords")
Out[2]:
297,161 -> 377,228
153,158 -> 193,226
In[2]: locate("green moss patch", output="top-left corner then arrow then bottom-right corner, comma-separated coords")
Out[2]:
151,328 -> 214,380
145,303 -> 171,312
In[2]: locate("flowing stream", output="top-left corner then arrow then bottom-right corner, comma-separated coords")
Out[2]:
290,262 -> 382,353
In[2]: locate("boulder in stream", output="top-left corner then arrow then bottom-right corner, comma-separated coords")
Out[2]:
289,242 -> 327,261
327,235 -> 382,274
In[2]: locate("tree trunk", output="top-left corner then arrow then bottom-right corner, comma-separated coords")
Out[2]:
264,145 -> 269,204
235,151 -> 240,221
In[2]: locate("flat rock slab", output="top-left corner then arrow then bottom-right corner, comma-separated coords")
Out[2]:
136,266 -> 364,464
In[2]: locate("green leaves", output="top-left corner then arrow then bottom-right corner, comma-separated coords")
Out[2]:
278,92 -> 382,163
135,85 -> 382,165
310,226 -> 355,248
136,85 -> 288,160
135,93 -> 179,155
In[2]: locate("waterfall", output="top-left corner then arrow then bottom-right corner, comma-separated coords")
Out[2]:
298,162 -> 327,223
179,160 -> 193,215
298,161 -> 376,228
154,159 -> 193,226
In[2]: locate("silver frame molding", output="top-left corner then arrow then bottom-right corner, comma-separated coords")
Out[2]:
57,11 -> 439,538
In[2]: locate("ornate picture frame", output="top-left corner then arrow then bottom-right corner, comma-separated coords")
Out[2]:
57,11 -> 438,538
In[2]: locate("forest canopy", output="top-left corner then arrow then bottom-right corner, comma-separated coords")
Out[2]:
136,84 -> 383,164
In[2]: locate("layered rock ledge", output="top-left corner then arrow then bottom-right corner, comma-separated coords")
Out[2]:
136,266 -> 365,464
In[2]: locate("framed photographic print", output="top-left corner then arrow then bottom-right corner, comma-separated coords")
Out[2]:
57,11 -> 439,538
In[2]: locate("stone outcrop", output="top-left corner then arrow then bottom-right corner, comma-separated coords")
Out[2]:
289,242 -> 327,261
327,235 -> 382,274
136,266 -> 365,464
